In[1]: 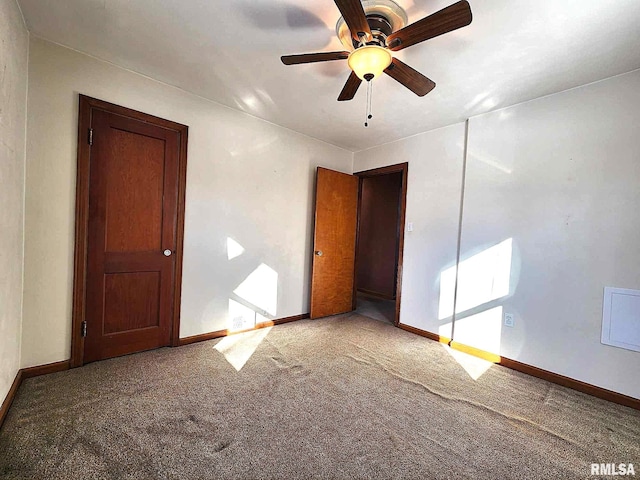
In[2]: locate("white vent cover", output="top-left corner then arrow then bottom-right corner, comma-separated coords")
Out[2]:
602,287 -> 640,353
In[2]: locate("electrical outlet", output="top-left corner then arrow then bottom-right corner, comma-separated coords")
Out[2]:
504,313 -> 515,327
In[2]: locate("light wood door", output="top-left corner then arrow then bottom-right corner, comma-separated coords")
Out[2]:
310,167 -> 359,319
84,109 -> 180,363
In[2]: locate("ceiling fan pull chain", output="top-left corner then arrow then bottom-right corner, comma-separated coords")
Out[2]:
364,80 -> 373,127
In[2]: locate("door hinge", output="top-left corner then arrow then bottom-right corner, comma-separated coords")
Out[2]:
88,128 -> 93,146
81,321 -> 87,337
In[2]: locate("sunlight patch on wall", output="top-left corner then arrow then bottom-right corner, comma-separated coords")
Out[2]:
438,314 -> 499,380
226,237 -> 245,260
439,322 -> 453,341
441,344 -> 494,380
214,326 -> 272,371
233,263 -> 278,316
454,306 -> 503,355
439,238 -> 513,319
228,299 -> 257,332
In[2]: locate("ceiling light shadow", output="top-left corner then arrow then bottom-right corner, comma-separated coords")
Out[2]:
238,2 -> 328,30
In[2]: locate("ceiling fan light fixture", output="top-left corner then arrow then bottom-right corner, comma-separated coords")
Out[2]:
348,45 -> 392,81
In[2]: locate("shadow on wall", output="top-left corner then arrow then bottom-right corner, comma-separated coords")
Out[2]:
437,238 -> 518,380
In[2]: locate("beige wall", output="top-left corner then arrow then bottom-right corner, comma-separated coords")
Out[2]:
22,38 -> 353,367
0,0 -> 28,401
355,70 -> 640,399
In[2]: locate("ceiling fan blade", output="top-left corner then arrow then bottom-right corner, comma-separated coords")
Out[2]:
386,0 -> 472,51
334,0 -> 372,41
384,58 -> 436,97
281,51 -> 350,65
338,71 -> 362,101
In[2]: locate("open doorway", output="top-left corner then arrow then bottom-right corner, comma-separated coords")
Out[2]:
308,164 -> 407,324
353,163 -> 408,326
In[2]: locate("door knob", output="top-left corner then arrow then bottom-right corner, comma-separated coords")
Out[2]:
163,249 -> 173,257
315,251 -> 323,256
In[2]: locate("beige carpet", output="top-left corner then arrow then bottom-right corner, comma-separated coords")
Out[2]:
1,313 -> 638,479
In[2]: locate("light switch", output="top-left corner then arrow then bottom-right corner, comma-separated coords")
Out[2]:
407,222 -> 414,232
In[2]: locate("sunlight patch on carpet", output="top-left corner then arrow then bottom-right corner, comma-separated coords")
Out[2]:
441,344 -> 494,381
214,327 -> 272,371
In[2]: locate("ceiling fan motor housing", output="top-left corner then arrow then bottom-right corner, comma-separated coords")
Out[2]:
359,14 -> 393,47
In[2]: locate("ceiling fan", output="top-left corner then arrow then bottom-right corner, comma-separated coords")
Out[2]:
281,0 -> 472,102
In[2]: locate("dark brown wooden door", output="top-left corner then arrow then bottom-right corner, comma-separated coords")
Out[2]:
84,109 -> 180,363
310,167 -> 359,319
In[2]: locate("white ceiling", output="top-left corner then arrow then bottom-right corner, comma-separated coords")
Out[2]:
18,0 -> 640,151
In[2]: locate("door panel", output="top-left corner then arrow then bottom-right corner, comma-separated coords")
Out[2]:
103,272 -> 161,334
84,109 -> 179,363
104,129 -> 165,252
310,167 -> 359,319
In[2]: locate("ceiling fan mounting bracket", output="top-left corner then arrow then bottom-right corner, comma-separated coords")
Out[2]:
336,0 -> 408,50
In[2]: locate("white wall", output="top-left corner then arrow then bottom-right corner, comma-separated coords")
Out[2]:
0,0 -> 28,401
22,38 -> 352,367
354,70 -> 640,399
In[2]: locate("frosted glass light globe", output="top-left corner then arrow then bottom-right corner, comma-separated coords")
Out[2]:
348,45 -> 392,81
